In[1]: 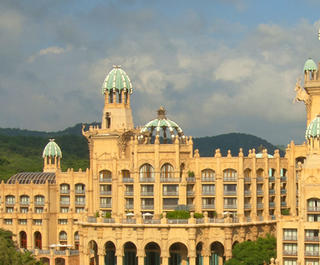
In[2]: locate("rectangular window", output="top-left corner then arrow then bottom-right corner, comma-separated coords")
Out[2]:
6,207 -> 13,213
4,219 -> 12,225
20,207 -> 28,213
33,219 -> 42,225
202,184 -> 215,194
283,260 -> 297,265
283,243 -> 297,255
60,207 -> 69,213
76,207 -> 84,213
35,207 -> 43,214
283,229 -> 297,241
58,219 -> 68,225
18,219 -> 27,225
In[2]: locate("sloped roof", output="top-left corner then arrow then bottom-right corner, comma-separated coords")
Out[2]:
6,172 -> 56,184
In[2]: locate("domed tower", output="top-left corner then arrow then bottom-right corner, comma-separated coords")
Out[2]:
101,65 -> 134,130
138,106 -> 185,144
42,139 -> 62,172
305,114 -> 320,154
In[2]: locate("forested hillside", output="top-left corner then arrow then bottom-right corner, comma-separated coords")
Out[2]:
0,125 -> 284,181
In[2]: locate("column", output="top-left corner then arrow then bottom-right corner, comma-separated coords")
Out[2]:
116,255 -> 123,265
188,255 -> 196,265
98,248 -> 105,265
203,255 -> 210,265
138,256 -> 144,265
161,255 -> 169,265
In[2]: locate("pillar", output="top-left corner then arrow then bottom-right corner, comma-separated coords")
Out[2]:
138,256 -> 144,265
99,248 -> 105,265
188,256 -> 196,265
203,255 -> 210,265
161,255 -> 169,265
116,255 -> 123,265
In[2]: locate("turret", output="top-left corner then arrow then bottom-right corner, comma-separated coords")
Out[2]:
101,65 -> 134,130
305,114 -> 320,154
42,139 -> 62,172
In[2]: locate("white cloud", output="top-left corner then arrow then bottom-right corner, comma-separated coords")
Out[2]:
27,46 -> 71,63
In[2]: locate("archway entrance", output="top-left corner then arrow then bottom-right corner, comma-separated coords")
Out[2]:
34,231 -> 42,249
169,243 -> 188,265
55,258 -> 65,265
19,231 -> 27,249
145,242 -> 160,265
123,242 -> 137,265
40,257 -> 50,265
89,240 -> 98,265
210,242 -> 224,265
104,241 -> 116,265
196,242 -> 203,265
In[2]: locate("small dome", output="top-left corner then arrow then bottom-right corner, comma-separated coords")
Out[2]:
139,107 -> 185,143
101,65 -> 133,94
42,139 -> 62,158
305,115 -> 320,139
304,58 -> 318,71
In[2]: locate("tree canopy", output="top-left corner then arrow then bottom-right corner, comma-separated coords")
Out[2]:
0,229 -> 42,265
225,234 -> 276,265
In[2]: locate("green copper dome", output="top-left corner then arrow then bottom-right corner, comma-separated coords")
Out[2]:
305,115 -> 320,139
304,58 -> 318,71
42,139 -> 62,158
139,107 -> 185,143
101,65 -> 133,94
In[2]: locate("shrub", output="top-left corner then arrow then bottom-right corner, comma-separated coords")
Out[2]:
194,213 -> 204,219
188,171 -> 195,177
281,208 -> 290,215
104,212 -> 111,218
166,210 -> 190,219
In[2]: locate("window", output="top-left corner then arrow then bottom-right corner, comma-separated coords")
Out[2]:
33,219 -> 42,225
305,230 -> 319,240
58,219 -> 68,225
20,195 -> 29,205
224,198 -> 237,208
141,198 -> 154,209
75,208 -> 84,213
59,231 -> 67,241
75,196 -> 85,205
163,198 -> 178,208
223,169 -> 237,181
139,164 -> 154,179
4,219 -> 12,225
224,184 -> 237,194
60,196 -> 70,205
202,198 -> 215,207
99,170 -> 112,180
125,198 -> 133,208
60,207 -> 69,213
5,195 -> 15,205
283,260 -> 297,265
19,219 -> 27,225
201,169 -> 215,180
100,197 -> 112,208
20,207 -> 28,213
161,163 -> 174,178
34,195 -> 45,205
202,184 -> 215,195
35,207 -> 43,214
163,185 -> 178,196
283,243 -> 297,255
283,229 -> 297,240
6,207 -> 13,213
308,198 -> 320,211
305,244 -> 319,256
60,184 -> 70,193
75,183 -> 85,193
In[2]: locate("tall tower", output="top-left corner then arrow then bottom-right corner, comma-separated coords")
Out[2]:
101,65 -> 134,130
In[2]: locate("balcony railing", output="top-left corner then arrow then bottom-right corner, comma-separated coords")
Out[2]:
60,201 -> 70,205
305,236 -> 320,242
281,201 -> 287,207
269,189 -> 275,195
160,178 -> 180,183
283,236 -> 297,241
244,177 -> 251,182
209,218 -> 224,223
224,204 -> 237,209
60,190 -> 70,194
305,251 -> 319,257
163,191 -> 179,196
100,203 -> 112,208
257,190 -> 263,195
257,203 -> 264,209
141,205 -> 154,210
100,191 -> 112,196
140,178 -> 155,183
283,250 -> 297,256
143,219 -> 161,224
187,191 -> 194,196
75,201 -> 85,206
308,207 -> 320,212
5,201 -> 15,206
168,219 -> 188,224
163,204 -> 177,210
256,177 -> 263,182
269,176 -> 275,182
244,190 -> 251,196
141,191 -> 154,196
223,177 -> 237,182
39,250 -> 50,254
269,202 -> 275,208
100,178 -> 112,183
202,204 -> 215,209
122,219 -> 136,224
186,177 -> 195,182
124,191 -> 134,196
103,218 -> 115,223
125,204 -> 134,209
281,176 -> 287,182
244,203 -> 251,209
75,189 -> 85,194
87,217 -> 97,223
20,201 -> 30,206
34,201 -> 44,206
187,204 -> 195,210
59,236 -> 67,241
122,178 -> 134,183
201,177 -> 215,182
224,191 -> 236,196
281,189 -> 287,195
202,191 -> 215,196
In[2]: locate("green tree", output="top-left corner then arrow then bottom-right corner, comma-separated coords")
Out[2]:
0,229 -> 42,265
225,234 -> 276,265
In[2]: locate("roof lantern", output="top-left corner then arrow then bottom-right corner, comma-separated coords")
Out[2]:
101,65 -> 133,95
42,139 -> 62,158
305,114 -> 320,139
304,58 -> 318,72
139,107 -> 185,144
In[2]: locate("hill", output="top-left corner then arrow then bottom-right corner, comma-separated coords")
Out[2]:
0,125 -> 284,180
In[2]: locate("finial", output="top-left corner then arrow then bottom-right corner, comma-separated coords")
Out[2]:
49,139 -> 55,142
113,65 -> 122,69
157,106 -> 166,119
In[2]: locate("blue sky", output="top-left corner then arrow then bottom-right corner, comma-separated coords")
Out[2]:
1,0 -> 320,145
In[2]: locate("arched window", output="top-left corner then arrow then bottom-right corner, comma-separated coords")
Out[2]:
34,231 -> 42,249
161,163 -> 174,178
74,231 -> 79,249
59,231 -> 67,241
20,195 -> 29,205
60,184 -> 70,194
223,169 -> 237,181
139,164 -> 154,179
75,183 -> 85,194
19,231 -> 27,249
99,170 -> 112,182
34,195 -> 45,206
201,169 -> 215,181
5,195 -> 15,205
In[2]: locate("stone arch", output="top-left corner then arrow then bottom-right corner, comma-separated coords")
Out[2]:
40,257 -> 50,265
104,241 -> 116,265
139,163 -> 154,179
99,170 -> 112,180
55,257 -> 65,265
123,241 -> 137,265
59,183 -> 70,193
223,168 -> 237,181
34,231 -> 42,249
307,197 -> 320,212
145,242 -> 161,265
210,241 -> 224,265
256,168 -> 264,177
161,163 -> 174,178
19,231 -> 27,249
169,242 -> 188,265
88,240 -> 98,265
201,169 -> 216,180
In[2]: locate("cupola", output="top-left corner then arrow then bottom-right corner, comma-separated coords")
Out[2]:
138,107 -> 185,144
42,139 -> 62,172
304,58 -> 318,81
305,114 -> 320,153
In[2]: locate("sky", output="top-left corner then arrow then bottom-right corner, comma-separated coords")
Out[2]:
1,0 -> 320,145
